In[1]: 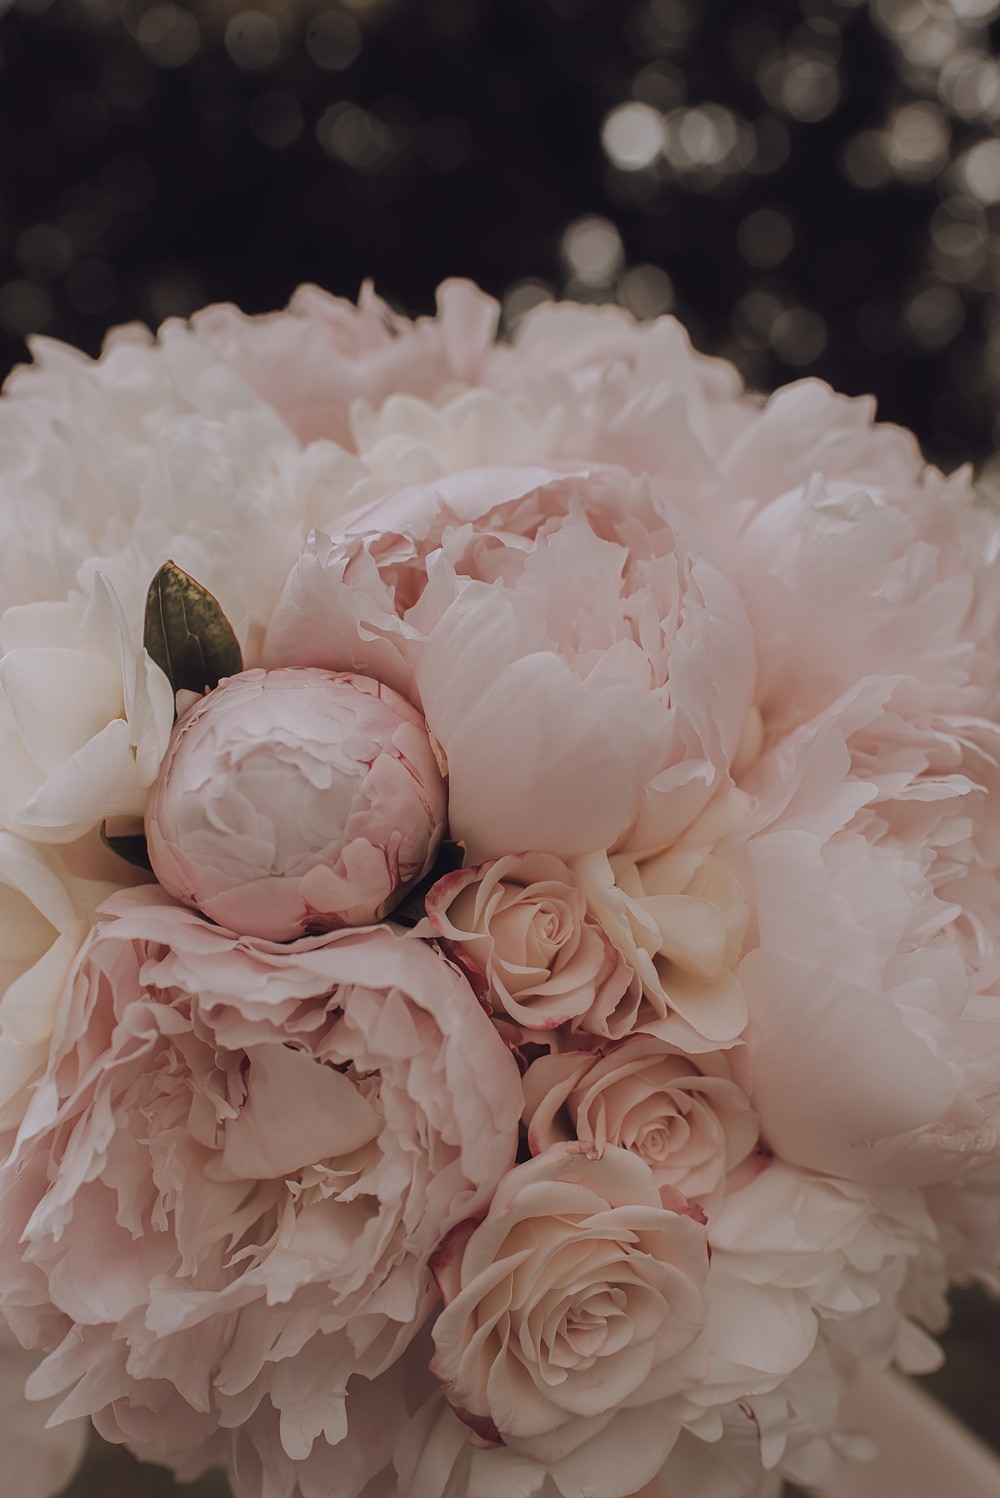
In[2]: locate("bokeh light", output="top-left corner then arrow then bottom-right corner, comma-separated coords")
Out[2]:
0,0 -> 999,478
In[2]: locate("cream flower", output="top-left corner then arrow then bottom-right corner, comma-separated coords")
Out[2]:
423,852 -> 639,1040
0,574 -> 173,845
147,668 -> 447,940
430,1144 -> 710,1498
0,834 -> 112,1130
572,787 -> 753,1047
522,1036 -> 759,1213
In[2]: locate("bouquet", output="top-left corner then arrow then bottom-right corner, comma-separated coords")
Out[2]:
0,279 -> 998,1498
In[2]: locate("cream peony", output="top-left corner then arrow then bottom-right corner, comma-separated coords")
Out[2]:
0,573 -> 173,844
430,1144 -> 710,1498
0,833 -> 113,1130
0,892 -> 522,1497
264,463 -> 757,866
147,668 -> 447,940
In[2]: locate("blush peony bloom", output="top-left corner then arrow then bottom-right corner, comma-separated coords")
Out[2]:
430,1143 -> 710,1498
147,667 -> 447,941
422,852 -> 639,1041
723,687 -> 1000,1188
522,1035 -> 759,1214
264,463 -> 757,865
0,1318 -> 88,1498
0,890 -> 522,1497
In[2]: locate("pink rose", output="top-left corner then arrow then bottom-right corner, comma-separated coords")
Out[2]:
423,852 -> 639,1040
264,464 -> 756,864
522,1036 -> 759,1214
146,667 -> 447,941
0,890 -> 522,1497
430,1143 -> 710,1498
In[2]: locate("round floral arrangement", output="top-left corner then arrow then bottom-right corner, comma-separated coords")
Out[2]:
0,280 -> 998,1498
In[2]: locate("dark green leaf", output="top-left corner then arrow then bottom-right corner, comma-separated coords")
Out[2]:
100,821 -> 153,872
392,840 -> 466,928
143,561 -> 243,701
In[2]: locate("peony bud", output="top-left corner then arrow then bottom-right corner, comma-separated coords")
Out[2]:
146,668 -> 447,940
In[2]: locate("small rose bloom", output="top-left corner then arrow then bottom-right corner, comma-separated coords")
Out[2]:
431,1143 -> 709,1498
147,667 -> 447,941
423,852 -> 639,1040
522,1036 -> 759,1215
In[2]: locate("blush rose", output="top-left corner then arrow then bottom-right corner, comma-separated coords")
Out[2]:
430,1143 -> 710,1498
146,667 -> 447,941
522,1035 -> 759,1214
422,852 -> 640,1041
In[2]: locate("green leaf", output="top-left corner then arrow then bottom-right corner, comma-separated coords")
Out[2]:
100,821 -> 153,872
143,561 -> 243,701
392,840 -> 466,929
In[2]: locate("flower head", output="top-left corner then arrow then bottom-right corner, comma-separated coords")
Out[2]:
0,892 -> 522,1496
147,667 -> 448,941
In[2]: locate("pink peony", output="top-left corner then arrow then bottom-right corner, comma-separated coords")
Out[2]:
522,1036 -> 759,1214
430,1143 -> 710,1498
0,889 -> 522,1497
0,1318 -> 87,1498
146,667 -> 447,941
721,685 -> 1000,1187
422,852 -> 640,1041
264,464 -> 756,865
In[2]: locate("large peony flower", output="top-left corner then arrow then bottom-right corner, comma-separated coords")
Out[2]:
725,688 -> 1000,1186
430,1143 -> 710,1498
264,462 -> 757,866
0,890 -> 522,1497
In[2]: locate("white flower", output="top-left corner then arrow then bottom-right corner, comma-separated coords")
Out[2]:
0,573 -> 173,844
571,787 -> 753,1047
0,834 -> 111,1129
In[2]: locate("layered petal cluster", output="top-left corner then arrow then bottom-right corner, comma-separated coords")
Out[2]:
0,892 -> 522,1497
147,668 -> 447,940
0,1317 -> 88,1498
0,573 -> 173,844
264,462 -> 757,865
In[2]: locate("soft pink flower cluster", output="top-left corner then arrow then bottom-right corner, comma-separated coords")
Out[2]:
0,280 -> 998,1498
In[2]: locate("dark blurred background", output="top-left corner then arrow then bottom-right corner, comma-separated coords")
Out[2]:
1,0 -> 999,1490
1,0 -> 999,482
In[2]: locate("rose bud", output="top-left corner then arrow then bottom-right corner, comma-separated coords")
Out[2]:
146,667 -> 447,940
